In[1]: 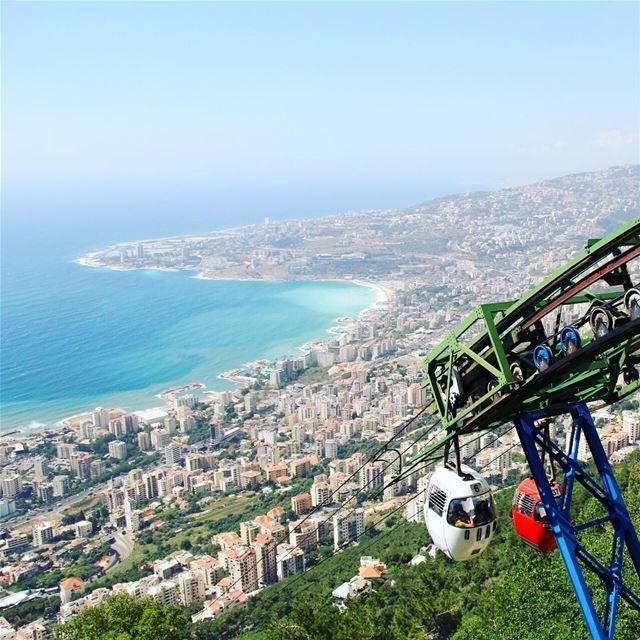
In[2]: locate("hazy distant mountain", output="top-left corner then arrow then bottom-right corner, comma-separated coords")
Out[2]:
82,165 -> 639,285
406,165 -> 639,233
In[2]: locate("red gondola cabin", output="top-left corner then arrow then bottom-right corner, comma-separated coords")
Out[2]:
512,477 -> 562,553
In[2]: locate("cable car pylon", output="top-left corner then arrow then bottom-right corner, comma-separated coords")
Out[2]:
402,217 -> 640,638
516,404 -> 640,639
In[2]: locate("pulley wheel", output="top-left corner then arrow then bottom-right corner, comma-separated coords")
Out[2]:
589,307 -> 613,338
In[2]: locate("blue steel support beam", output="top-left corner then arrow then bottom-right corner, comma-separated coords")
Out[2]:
574,403 -> 640,579
515,411 -> 605,639
514,404 -> 640,640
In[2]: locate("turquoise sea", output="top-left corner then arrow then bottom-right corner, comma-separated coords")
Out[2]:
0,213 -> 380,434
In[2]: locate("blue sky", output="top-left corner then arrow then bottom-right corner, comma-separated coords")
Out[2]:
2,1 -> 639,224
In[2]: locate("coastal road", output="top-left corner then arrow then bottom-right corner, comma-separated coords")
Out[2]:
5,486 -> 103,529
111,531 -> 135,563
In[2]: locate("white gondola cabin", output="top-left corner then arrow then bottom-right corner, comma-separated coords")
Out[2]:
424,464 -> 497,561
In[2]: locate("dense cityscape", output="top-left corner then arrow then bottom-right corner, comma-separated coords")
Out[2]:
1,166 -> 639,638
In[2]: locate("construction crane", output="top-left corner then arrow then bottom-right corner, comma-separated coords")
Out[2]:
389,217 -> 640,639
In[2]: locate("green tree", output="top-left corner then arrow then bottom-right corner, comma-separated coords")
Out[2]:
54,593 -> 191,640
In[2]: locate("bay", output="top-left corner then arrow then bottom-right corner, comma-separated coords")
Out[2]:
0,214 -> 379,433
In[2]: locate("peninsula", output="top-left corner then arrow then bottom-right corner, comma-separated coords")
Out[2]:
78,166 -> 639,290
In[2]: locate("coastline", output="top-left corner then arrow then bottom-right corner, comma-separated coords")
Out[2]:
194,274 -> 393,378
74,257 -> 180,274
210,279 -> 393,392
192,272 -> 392,307
75,258 -> 395,308
75,257 -> 392,374
4,268 -> 389,436
72,223 -> 259,271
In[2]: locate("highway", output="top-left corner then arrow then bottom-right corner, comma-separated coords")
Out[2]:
3,487 -> 100,529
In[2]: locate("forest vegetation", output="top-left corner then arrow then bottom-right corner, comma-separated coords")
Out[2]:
54,451 -> 640,640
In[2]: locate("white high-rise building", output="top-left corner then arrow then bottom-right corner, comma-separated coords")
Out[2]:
359,461 -> 385,491
33,457 -> 49,479
333,508 -> 365,550
0,474 -> 22,499
251,534 -> 278,586
165,443 -> 182,466
164,416 -> 177,435
276,544 -> 305,580
180,415 -> 196,433
176,394 -> 197,409
56,443 -> 77,460
405,476 -> 430,523
407,383 -> 427,407
92,407 -> 110,428
36,483 -> 54,503
74,520 -> 93,538
292,425 -> 305,444
227,547 -> 259,594
151,429 -> 171,450
137,431 -> 151,451
33,521 -> 55,546
311,481 -> 330,508
0,498 -> 16,519
245,394 -> 258,414
108,440 -> 127,460
489,445 -> 513,472
124,413 -> 140,433
622,411 -> 640,443
288,521 -> 319,551
479,432 -> 499,450
178,570 -> 205,606
578,434 -> 591,462
460,434 -> 481,458
81,421 -> 95,441
125,509 -> 141,533
109,418 -> 126,438
324,439 -> 338,459
52,476 -> 69,497
147,580 -> 179,606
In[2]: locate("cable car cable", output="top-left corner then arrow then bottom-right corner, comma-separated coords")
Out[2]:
209,406 -> 435,604
214,421 -> 515,606
335,425 -> 517,551
276,441 -> 522,597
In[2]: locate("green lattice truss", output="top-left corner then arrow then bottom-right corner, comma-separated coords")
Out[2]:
394,217 -> 640,479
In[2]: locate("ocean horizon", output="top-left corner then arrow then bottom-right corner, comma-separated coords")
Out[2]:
0,211 -> 383,435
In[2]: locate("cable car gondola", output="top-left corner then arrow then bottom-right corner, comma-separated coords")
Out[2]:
424,463 -> 497,562
512,477 -> 562,553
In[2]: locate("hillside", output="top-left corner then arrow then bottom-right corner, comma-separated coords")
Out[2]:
53,450 -> 640,640
189,450 -> 640,640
